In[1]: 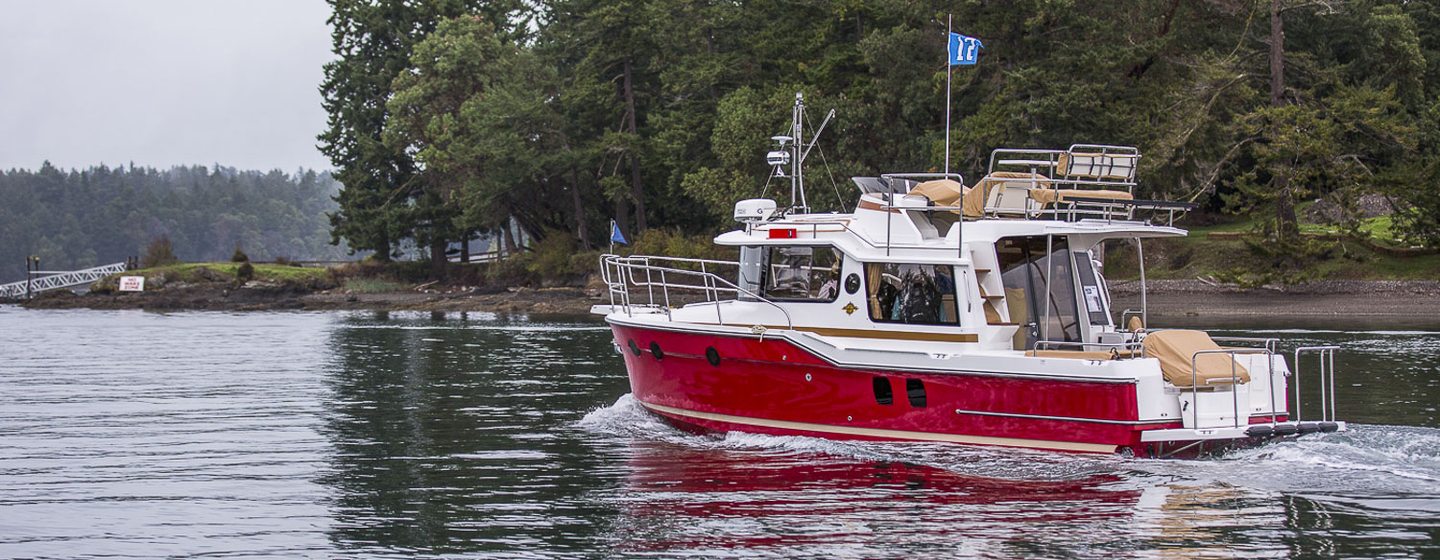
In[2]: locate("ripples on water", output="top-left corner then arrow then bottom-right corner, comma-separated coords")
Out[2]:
0,307 -> 1436,558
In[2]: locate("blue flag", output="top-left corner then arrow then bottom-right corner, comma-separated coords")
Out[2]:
948,32 -> 983,66
610,221 -> 628,245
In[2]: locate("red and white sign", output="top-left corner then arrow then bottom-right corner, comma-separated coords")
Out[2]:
118,276 -> 145,292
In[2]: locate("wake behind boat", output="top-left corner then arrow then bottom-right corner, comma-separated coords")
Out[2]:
595,93 -> 1346,458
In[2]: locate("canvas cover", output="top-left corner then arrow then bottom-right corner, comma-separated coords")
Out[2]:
1142,329 -> 1251,388
973,171 -> 1051,216
1028,189 -> 1134,205
911,179 -> 985,218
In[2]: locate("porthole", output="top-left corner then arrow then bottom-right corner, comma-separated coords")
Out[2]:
844,273 -> 861,295
906,378 -> 927,408
705,347 -> 721,366
873,377 -> 894,405
627,340 -> 642,356
650,341 -> 664,360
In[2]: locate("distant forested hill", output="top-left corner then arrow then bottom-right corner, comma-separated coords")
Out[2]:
0,163 -> 349,282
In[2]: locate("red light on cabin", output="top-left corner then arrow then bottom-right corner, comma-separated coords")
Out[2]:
768,228 -> 797,239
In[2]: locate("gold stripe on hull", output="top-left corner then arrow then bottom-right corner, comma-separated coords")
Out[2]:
639,401 -> 1118,454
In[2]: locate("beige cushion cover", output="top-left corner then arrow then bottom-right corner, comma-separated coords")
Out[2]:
912,179 -> 986,218
1028,189 -> 1134,205
1142,330 -> 1251,388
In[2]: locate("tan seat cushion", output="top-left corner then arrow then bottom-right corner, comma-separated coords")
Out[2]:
1142,330 -> 1251,388
1058,152 -> 1138,180
1028,189 -> 1134,205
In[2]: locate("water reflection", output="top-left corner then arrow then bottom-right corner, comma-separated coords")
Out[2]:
6,308 -> 1428,557
318,311 -> 626,554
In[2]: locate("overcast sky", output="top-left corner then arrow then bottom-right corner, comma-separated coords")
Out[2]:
0,0 -> 335,172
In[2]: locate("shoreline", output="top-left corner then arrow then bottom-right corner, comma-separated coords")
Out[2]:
11,279 -> 1440,327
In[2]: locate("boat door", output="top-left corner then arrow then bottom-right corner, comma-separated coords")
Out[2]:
996,236 -> 1085,349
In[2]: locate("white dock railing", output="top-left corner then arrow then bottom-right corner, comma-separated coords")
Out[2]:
0,262 -> 129,299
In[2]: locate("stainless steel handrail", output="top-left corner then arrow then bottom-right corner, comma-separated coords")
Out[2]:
1032,340 -> 1145,358
1294,346 -> 1341,424
600,254 -> 794,329
1187,348 -> 1271,429
1211,336 -> 1282,423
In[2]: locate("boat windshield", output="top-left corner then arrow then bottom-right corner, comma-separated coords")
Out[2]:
998,236 -> 1082,347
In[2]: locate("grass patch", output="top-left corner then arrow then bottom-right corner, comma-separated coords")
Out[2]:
341,277 -> 409,293
93,261 -> 337,293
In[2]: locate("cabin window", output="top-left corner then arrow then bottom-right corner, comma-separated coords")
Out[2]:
864,263 -> 958,325
1073,252 -> 1111,326
764,246 -> 842,302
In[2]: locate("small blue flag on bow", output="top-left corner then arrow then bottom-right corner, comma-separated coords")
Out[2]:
948,32 -> 983,66
610,220 -> 628,245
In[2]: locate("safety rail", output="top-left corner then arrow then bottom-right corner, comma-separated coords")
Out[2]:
981,145 -> 1140,222
598,254 -> 794,329
1294,346 -> 1341,426
1031,340 -> 1145,359
1187,347 -> 1273,430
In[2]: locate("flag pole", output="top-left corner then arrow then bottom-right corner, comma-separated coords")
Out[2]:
944,14 -> 953,177
608,219 -> 615,254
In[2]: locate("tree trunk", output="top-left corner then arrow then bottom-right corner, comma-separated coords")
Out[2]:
430,235 -> 447,279
622,56 -> 646,232
570,168 -> 590,247
461,235 -> 470,264
502,218 -> 519,256
375,234 -> 391,262
1269,0 -> 1298,242
1269,0 -> 1284,106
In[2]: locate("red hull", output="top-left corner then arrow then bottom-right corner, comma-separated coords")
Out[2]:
611,322 -> 1281,456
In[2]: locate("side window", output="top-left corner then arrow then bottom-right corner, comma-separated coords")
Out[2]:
865,263 -> 958,325
1074,251 -> 1111,326
765,246 -> 841,302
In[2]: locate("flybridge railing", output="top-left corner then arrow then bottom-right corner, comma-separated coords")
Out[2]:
598,254 -> 793,329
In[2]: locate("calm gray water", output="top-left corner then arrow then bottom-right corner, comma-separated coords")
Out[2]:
0,307 -> 1436,559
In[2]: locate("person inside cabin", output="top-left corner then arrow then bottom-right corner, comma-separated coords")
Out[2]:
893,267 -> 941,323
816,260 -> 841,300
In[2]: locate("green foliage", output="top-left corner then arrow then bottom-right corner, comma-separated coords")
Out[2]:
231,248 -> 249,263
141,235 -> 178,268
0,164 -> 347,282
236,261 -> 255,282
316,0 -> 1440,268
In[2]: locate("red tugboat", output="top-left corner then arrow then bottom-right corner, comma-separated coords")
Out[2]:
596,93 -> 1345,458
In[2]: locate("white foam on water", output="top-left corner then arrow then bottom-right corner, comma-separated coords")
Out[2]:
577,394 -> 1127,481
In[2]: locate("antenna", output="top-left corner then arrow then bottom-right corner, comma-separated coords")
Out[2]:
792,93 -> 805,212
762,92 -> 835,214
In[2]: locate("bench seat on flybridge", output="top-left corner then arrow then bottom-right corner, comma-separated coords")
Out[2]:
1142,330 -> 1252,388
